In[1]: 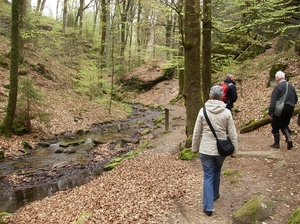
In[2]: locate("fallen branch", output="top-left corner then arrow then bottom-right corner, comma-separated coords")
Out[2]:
240,108 -> 299,134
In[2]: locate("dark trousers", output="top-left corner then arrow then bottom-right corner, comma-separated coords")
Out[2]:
271,107 -> 294,134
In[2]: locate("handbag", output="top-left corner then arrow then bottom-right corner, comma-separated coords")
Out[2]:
203,107 -> 234,156
273,82 -> 288,117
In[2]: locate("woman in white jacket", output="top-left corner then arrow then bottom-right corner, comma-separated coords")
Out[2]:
192,85 -> 238,216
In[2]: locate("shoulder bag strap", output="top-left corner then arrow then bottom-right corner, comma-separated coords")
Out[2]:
282,82 -> 289,101
203,107 -> 218,140
279,82 -> 288,101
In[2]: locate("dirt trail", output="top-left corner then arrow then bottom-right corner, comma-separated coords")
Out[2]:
147,99 -> 297,224
141,79 -> 299,224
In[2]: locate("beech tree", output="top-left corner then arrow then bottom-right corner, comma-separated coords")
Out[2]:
202,0 -> 212,102
36,0 -> 47,15
99,0 -> 107,67
62,0 -> 67,34
183,0 -> 201,137
0,0 -> 20,137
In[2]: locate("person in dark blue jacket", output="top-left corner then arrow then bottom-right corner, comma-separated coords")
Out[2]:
268,71 -> 298,149
223,74 -> 238,112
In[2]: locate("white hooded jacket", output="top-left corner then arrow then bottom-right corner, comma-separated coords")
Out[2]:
192,99 -> 238,156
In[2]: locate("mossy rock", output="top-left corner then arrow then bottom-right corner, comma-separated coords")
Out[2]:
269,63 -> 288,79
55,148 -> 63,153
288,207 -> 300,224
37,142 -> 51,147
141,128 -> 151,135
69,139 -> 85,146
233,195 -> 274,224
22,148 -> 32,155
154,115 -> 164,124
0,149 -> 4,159
59,142 -> 70,147
21,140 -> 33,149
137,121 -> 145,126
59,139 -> 85,147
74,129 -> 89,135
179,148 -> 198,160
149,103 -> 160,109
236,43 -> 266,61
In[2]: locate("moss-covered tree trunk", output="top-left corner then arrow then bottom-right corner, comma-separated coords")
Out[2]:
0,0 -> 19,137
19,0 -> 26,64
177,0 -> 184,94
100,0 -> 107,68
202,0 -> 212,102
240,108 -> 299,134
184,0 -> 201,137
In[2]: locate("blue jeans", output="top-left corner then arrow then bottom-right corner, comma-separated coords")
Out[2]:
200,153 -> 226,211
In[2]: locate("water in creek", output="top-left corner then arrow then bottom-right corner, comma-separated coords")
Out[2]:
0,104 -> 163,213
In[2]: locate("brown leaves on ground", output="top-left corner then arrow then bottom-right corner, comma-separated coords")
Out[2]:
4,154 -> 201,224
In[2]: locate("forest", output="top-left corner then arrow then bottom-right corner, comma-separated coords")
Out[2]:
1,0 -> 300,223
0,0 -> 299,139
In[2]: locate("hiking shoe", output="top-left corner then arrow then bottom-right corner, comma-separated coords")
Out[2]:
287,140 -> 293,150
214,196 -> 220,201
269,143 -> 279,148
203,210 -> 212,216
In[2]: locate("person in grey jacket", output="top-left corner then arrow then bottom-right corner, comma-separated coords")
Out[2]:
192,85 -> 238,217
267,71 -> 298,149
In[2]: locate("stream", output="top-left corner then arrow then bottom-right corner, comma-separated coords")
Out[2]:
0,104 -> 163,213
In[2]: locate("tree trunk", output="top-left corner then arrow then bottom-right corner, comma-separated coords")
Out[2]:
19,0 -> 26,64
184,0 -> 201,137
79,0 -> 84,38
240,118 -> 271,134
109,10 -> 116,114
36,0 -> 41,12
40,0 -> 46,15
120,0 -> 132,57
92,0 -> 99,37
177,0 -> 184,95
0,0 -> 20,137
56,0 -> 60,20
62,0 -> 67,34
100,0 -> 107,68
202,0 -> 212,102
137,0 -> 141,64
165,13 -> 172,60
